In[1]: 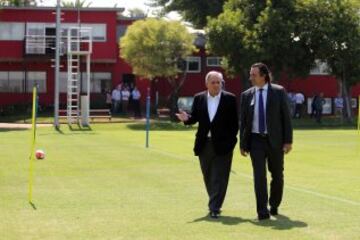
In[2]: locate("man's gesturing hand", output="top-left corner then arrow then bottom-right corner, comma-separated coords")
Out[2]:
176,110 -> 189,122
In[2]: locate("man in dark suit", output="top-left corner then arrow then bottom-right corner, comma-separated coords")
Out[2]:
239,63 -> 293,220
176,71 -> 239,218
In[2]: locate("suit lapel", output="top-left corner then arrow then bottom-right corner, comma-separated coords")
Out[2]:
203,91 -> 211,123
211,91 -> 224,123
266,83 -> 273,126
249,87 -> 256,124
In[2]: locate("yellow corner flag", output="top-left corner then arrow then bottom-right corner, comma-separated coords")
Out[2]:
28,86 -> 37,203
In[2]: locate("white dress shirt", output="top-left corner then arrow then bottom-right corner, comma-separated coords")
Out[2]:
207,91 -> 221,137
252,83 -> 268,134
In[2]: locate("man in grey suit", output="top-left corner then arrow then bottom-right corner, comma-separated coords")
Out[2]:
239,63 -> 293,220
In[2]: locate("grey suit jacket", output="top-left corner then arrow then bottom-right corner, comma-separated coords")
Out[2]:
239,83 -> 293,151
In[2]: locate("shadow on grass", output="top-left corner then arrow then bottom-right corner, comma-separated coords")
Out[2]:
190,214 -> 249,225
126,121 -> 195,131
190,213 -> 308,229
292,117 -> 357,130
69,124 -> 92,132
0,128 -> 28,132
250,214 -> 308,230
47,124 -> 95,135
29,202 -> 37,210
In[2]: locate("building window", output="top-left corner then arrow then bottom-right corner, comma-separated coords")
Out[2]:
310,60 -> 330,75
207,57 -> 222,67
59,72 -> 68,93
0,71 -> 25,93
60,72 -> 111,93
0,22 -> 25,40
82,24 -> 107,42
26,72 -> 47,93
82,72 -> 112,93
62,23 -> 106,42
186,57 -> 201,73
25,22 -> 106,55
26,23 -> 46,54
0,72 -> 9,93
9,72 -> 25,93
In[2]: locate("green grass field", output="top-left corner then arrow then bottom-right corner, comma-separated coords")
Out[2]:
1,123 -> 359,240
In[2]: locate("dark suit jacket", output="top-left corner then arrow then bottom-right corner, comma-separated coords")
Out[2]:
185,91 -> 239,156
239,83 -> 293,151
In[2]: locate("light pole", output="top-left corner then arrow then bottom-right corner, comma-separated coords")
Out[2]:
54,0 -> 61,128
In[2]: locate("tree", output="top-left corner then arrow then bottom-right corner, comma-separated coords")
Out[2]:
61,0 -> 91,8
206,0 -> 316,88
147,0 -> 225,28
296,0 -> 360,121
127,7 -> 147,18
0,0 -> 39,6
120,18 -> 195,120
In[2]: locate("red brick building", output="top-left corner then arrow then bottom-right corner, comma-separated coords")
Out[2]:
0,6 -> 359,114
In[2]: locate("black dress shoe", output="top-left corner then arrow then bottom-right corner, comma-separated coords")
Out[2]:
209,211 -> 220,218
270,208 -> 278,216
258,213 -> 270,220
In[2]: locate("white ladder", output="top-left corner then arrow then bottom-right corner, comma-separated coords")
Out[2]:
65,27 -> 92,125
66,28 -> 81,124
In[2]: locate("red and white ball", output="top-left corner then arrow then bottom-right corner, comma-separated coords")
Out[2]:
35,149 -> 45,160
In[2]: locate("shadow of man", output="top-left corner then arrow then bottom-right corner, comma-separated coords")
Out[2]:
250,214 -> 308,230
189,214 -> 250,226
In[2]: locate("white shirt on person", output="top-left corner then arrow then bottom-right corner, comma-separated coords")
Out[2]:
207,91 -> 221,137
112,89 -> 121,101
295,93 -> 305,104
252,83 -> 268,134
121,90 -> 130,101
132,89 -> 141,100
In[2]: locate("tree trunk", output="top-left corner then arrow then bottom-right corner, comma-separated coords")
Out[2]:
169,88 -> 180,121
168,71 -> 187,121
240,69 -> 251,91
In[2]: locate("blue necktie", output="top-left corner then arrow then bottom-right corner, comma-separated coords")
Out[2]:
258,89 -> 265,134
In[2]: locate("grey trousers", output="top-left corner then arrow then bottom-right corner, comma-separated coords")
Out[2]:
198,139 -> 233,212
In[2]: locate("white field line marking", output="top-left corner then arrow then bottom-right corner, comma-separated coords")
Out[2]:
146,146 -> 360,207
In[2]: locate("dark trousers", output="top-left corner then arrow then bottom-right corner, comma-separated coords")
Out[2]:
294,104 -> 302,118
249,134 -> 284,216
198,139 -> 233,212
315,108 -> 323,123
133,100 -> 141,118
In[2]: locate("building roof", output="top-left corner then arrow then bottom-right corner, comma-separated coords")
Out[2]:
0,6 -> 125,12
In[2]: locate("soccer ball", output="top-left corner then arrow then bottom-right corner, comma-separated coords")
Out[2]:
35,149 -> 45,160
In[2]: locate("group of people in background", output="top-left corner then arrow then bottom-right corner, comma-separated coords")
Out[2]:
287,91 -> 344,123
106,83 -> 142,118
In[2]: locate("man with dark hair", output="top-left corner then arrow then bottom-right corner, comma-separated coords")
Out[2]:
176,71 -> 239,219
239,63 -> 293,220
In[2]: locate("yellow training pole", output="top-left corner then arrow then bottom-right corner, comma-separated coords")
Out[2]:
28,86 -> 37,203
358,95 -> 360,134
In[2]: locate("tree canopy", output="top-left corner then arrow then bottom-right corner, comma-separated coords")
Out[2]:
120,18 -> 196,119
147,0 -> 225,28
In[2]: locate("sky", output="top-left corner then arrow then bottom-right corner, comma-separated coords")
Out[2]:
37,0 -> 181,19
39,0 -> 152,9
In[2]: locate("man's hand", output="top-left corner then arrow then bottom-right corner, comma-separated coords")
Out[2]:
176,110 -> 189,122
240,148 -> 248,157
283,144 -> 292,154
